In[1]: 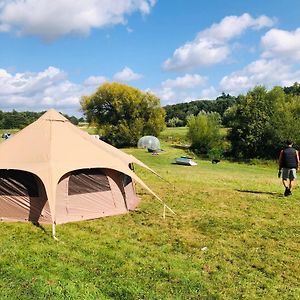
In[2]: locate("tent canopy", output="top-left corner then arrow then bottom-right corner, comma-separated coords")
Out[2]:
0,109 -> 163,230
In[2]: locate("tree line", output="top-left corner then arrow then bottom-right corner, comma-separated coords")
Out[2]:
0,110 -> 84,129
81,83 -> 300,159
188,82 -> 300,160
164,82 -> 300,129
225,83 -> 300,159
79,81 -> 300,160
164,93 -> 237,127
2,81 -> 300,161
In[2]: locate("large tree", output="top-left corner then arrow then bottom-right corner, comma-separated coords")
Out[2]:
81,82 -> 166,147
225,86 -> 275,158
269,90 -> 300,152
225,85 -> 300,159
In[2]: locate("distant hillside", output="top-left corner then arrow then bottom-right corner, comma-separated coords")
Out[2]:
164,93 -> 236,127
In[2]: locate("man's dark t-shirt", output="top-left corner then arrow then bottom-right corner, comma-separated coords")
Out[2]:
281,147 -> 298,169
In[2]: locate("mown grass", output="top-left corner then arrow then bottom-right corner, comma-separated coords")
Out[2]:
0,127 -> 299,299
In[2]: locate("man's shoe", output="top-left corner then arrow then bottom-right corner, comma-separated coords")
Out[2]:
284,187 -> 290,196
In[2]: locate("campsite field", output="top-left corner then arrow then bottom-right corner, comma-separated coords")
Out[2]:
0,127 -> 299,299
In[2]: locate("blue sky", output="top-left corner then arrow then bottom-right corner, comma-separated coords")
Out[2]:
0,0 -> 300,116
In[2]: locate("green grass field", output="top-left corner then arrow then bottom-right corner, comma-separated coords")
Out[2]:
0,127 -> 299,299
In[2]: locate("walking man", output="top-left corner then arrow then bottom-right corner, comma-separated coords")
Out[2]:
278,140 -> 299,196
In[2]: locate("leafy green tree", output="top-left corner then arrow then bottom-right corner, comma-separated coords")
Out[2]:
224,85 -> 300,159
283,82 -> 300,96
215,93 -> 238,125
225,86 -> 276,158
81,82 -> 166,147
167,117 -> 184,127
269,92 -> 300,152
187,112 -> 222,155
63,114 -> 79,125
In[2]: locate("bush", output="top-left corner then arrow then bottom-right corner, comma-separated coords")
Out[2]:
208,147 -> 224,160
167,117 -> 184,127
187,112 -> 222,155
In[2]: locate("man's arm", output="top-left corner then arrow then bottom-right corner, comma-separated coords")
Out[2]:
278,150 -> 283,169
296,150 -> 300,170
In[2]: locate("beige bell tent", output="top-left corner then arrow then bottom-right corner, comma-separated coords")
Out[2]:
0,109 -> 173,238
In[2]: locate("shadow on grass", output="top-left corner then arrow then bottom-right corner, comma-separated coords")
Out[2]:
171,162 -> 194,166
31,222 -> 47,234
170,144 -> 190,150
236,189 -> 283,197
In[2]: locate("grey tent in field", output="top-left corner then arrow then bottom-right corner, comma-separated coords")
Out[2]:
0,109 -> 172,238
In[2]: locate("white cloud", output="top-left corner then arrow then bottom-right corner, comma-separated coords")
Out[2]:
0,66 -> 66,96
219,58 -> 300,95
198,86 -> 218,99
253,15 -> 277,29
162,74 -> 207,89
0,0 -> 156,40
84,75 -> 107,86
151,74 -> 215,105
261,28 -> 300,61
0,65 -> 145,115
113,67 -> 143,81
0,66 -> 106,115
199,13 -> 274,41
155,87 -> 175,102
163,41 -> 230,71
0,23 -> 9,32
163,13 -> 275,71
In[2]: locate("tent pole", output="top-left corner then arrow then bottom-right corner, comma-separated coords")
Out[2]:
163,204 -> 166,219
165,204 -> 176,215
52,222 -> 58,240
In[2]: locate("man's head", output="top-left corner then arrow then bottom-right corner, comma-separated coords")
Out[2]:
286,139 -> 293,147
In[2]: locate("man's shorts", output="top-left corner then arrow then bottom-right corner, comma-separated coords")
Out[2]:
282,168 -> 297,180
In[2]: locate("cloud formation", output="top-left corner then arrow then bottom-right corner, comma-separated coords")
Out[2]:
83,75 -> 107,87
161,74 -> 207,89
113,67 -> 143,81
0,66 -> 93,114
153,74 -> 214,105
0,65 -> 144,115
219,58 -> 300,95
163,13 -> 275,71
218,26 -> 300,96
261,28 -> 300,61
0,0 -> 156,40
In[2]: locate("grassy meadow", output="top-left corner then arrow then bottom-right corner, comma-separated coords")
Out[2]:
0,127 -> 299,299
